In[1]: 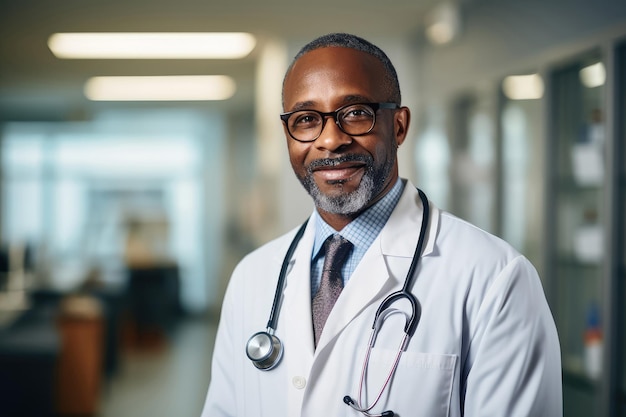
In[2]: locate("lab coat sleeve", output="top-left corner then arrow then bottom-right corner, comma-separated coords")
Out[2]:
201,268 -> 239,417
463,256 -> 562,417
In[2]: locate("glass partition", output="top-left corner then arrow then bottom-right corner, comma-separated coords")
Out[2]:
548,50 -> 607,416
617,39 -> 626,417
449,93 -> 497,234
499,88 -> 545,276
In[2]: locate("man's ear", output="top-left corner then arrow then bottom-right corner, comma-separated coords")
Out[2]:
394,106 -> 411,146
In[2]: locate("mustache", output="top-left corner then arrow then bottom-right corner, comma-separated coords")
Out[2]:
306,154 -> 373,172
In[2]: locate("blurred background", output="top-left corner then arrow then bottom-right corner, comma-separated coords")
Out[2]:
0,0 -> 624,416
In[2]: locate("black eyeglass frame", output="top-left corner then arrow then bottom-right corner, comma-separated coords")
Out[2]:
280,102 -> 400,143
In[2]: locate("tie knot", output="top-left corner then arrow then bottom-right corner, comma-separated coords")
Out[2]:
323,234 -> 353,272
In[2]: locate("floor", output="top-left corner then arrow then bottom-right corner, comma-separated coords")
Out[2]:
97,317 -> 217,417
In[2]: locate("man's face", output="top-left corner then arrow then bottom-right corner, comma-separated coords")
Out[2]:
282,47 -> 409,217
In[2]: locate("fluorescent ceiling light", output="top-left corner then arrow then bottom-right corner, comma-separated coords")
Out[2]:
502,74 -> 544,100
426,22 -> 456,45
425,2 -> 461,45
84,75 -> 236,101
48,32 -> 256,59
579,62 -> 606,88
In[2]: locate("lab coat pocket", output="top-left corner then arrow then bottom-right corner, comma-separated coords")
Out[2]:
353,348 -> 457,417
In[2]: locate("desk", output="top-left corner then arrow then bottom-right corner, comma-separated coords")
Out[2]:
126,263 -> 180,347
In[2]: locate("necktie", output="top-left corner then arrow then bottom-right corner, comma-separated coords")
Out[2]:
312,234 -> 353,347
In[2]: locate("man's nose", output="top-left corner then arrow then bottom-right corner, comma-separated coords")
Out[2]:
314,117 -> 353,151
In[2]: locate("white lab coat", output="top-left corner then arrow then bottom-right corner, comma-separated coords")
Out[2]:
202,181 -> 562,417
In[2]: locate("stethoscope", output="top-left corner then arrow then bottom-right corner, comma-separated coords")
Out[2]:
246,189 -> 430,417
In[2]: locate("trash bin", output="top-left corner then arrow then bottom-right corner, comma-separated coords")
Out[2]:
55,295 -> 104,416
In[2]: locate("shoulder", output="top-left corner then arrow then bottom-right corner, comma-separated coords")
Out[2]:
220,221 -> 311,318
427,209 -> 544,309
434,211 -> 547,326
436,210 -> 520,263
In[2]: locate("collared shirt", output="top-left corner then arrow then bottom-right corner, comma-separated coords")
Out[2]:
310,178 -> 405,297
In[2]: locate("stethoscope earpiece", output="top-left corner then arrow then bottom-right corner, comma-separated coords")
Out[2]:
246,331 -> 284,371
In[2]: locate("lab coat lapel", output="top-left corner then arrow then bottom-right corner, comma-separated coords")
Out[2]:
314,246 -> 392,351
314,182 -> 437,351
280,218 -> 397,355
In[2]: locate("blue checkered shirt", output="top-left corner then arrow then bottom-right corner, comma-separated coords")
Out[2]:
311,178 -> 405,298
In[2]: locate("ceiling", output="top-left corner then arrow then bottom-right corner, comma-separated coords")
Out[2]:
0,0 -> 440,121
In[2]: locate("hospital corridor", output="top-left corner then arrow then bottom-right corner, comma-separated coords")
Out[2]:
1,0 -> 626,416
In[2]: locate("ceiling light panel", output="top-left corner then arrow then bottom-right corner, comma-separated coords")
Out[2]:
84,75 -> 236,101
48,32 -> 256,59
579,62 -> 606,88
502,74 -> 544,100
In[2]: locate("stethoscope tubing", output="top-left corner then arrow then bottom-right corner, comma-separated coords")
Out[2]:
248,187 -> 430,417
246,219 -> 308,370
345,188 -> 429,416
265,219 -> 309,332
373,188 -> 429,337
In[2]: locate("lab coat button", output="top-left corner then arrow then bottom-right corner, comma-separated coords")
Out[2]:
292,376 -> 306,389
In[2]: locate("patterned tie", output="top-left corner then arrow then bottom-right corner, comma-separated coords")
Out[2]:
312,234 -> 353,347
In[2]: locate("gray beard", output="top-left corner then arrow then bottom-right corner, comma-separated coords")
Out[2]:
298,154 -> 394,215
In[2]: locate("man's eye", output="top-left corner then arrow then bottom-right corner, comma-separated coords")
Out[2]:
343,106 -> 373,120
293,113 -> 320,128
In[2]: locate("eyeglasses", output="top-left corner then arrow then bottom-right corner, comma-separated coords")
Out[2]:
280,102 -> 399,143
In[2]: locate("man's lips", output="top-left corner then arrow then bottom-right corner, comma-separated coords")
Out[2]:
312,162 -> 366,182
306,155 -> 371,184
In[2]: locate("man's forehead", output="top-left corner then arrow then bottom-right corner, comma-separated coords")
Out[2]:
283,47 -> 385,98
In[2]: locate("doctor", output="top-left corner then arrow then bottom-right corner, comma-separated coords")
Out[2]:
201,33 -> 562,417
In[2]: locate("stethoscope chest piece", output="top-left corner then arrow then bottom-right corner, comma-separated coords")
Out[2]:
246,331 -> 283,371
